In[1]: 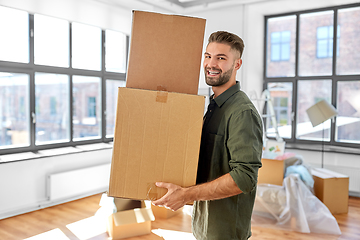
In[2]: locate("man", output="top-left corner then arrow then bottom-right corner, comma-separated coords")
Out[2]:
152,31 -> 263,240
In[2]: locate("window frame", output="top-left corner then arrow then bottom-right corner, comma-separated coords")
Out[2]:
0,10 -> 129,155
264,3 -> 360,151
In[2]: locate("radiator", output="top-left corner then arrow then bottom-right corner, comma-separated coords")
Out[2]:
325,165 -> 360,194
47,163 -> 111,201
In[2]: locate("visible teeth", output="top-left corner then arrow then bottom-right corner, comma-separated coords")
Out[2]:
209,71 -> 219,74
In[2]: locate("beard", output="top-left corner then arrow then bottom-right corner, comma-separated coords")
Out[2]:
204,65 -> 234,87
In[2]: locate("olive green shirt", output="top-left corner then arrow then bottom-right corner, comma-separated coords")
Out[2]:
192,82 -> 263,240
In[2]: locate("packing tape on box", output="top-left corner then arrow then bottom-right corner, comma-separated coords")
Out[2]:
157,85 -> 167,91
146,182 -> 161,201
156,91 -> 168,103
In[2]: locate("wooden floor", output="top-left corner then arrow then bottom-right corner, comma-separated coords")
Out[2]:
0,194 -> 359,240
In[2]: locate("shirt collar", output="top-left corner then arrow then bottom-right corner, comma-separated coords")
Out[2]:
212,81 -> 240,107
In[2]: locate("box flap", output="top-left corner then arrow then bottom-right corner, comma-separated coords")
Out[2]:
112,208 -> 155,226
311,168 -> 348,179
126,11 -> 206,95
114,198 -> 143,212
109,88 -> 205,200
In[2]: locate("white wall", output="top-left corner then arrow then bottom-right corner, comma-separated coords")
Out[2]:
0,148 -> 112,219
0,0 -> 359,219
0,0 -> 134,34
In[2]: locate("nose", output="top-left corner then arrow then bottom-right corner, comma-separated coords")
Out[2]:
204,57 -> 218,69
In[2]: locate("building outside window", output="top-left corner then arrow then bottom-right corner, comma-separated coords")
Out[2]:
88,97 -> 96,117
270,31 -> 291,61
317,25 -> 340,58
265,4 -> 360,149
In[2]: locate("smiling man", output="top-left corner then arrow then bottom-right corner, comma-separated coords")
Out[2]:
152,31 -> 263,240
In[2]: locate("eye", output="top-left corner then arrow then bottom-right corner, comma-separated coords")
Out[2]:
205,55 -> 211,59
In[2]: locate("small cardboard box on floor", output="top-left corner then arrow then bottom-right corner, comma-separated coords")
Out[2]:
101,196 -> 155,240
311,168 -> 349,214
108,10 -> 206,201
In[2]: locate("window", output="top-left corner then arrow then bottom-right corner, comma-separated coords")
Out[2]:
266,15 -> 296,78
106,80 -> 126,137
88,97 -> 96,117
337,7 -> 360,75
271,31 -> 291,61
72,22 -> 102,71
267,82 -> 293,139
299,11 -> 334,76
0,6 -> 29,63
105,30 -> 127,73
265,3 -> 360,149
34,14 -> 69,67
50,97 -> 57,115
336,81 -> 360,143
0,73 -> 30,148
0,6 -> 128,155
73,76 -> 101,141
35,73 -> 70,145
296,80 -> 332,141
316,25 -> 340,58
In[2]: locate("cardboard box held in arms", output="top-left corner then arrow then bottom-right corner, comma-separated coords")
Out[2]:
108,11 -> 206,201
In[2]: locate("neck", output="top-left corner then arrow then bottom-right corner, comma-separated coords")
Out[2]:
212,79 -> 236,98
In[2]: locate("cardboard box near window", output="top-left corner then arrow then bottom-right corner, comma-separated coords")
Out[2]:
108,11 -> 206,201
311,168 -> 349,214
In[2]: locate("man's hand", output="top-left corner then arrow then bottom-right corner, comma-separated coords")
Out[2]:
151,182 -> 188,211
152,174 -> 242,211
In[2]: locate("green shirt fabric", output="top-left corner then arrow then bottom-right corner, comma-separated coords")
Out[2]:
192,82 -> 263,240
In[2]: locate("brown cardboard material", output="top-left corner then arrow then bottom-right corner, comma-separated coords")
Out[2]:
125,11 -> 206,95
311,168 -> 349,214
113,198 -> 143,212
108,87 -> 205,200
257,158 -> 285,186
107,207 -> 155,240
151,205 -> 183,219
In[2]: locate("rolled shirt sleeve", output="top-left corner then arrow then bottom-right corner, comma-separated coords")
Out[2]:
228,108 -> 263,194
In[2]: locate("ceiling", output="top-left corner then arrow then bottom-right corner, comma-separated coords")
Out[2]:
106,0 -> 270,14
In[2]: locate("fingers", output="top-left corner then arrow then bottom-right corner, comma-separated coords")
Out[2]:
151,182 -> 185,211
155,182 -> 170,189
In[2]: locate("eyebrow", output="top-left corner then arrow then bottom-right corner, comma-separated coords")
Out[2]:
204,52 -> 229,58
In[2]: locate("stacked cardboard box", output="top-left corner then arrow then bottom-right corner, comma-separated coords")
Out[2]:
107,10 -> 206,239
108,10 -> 206,201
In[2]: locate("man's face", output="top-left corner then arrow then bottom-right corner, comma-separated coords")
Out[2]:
203,42 -> 239,87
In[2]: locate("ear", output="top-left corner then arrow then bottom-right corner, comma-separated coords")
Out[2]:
234,58 -> 242,70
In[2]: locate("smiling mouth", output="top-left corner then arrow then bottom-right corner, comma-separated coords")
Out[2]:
206,69 -> 221,76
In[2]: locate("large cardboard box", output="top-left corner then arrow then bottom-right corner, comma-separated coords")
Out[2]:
108,87 -> 205,200
311,168 -> 349,214
125,11 -> 206,95
257,158 -> 285,186
107,207 -> 155,240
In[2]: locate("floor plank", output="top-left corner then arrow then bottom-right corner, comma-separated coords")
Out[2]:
0,194 -> 359,240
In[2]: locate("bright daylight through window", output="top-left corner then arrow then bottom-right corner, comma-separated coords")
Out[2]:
0,5 -> 128,154
265,4 -> 360,148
